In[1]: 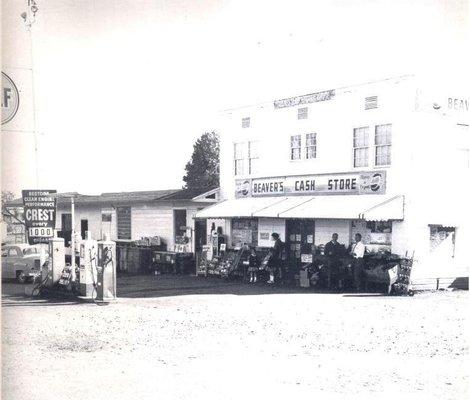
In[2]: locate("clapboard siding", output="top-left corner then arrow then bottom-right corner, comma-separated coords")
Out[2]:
131,206 -> 174,247
55,205 -> 102,241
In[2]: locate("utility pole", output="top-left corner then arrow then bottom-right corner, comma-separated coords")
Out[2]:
20,0 -> 39,188
70,196 -> 76,281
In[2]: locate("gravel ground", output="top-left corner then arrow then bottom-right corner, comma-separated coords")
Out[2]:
2,276 -> 469,400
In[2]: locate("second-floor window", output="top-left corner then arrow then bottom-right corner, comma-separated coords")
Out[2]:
248,141 -> 259,174
305,133 -> 317,159
375,124 -> 392,166
353,127 -> 369,167
290,135 -> 302,160
298,107 -> 308,120
365,96 -> 378,110
242,117 -> 250,128
234,143 -> 245,175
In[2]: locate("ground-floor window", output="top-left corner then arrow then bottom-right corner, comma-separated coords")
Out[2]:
429,225 -> 456,257
231,218 -> 258,248
174,209 -> 188,244
366,220 -> 392,245
102,213 -> 112,222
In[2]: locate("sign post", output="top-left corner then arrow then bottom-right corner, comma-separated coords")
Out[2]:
70,196 -> 76,282
22,190 -> 57,244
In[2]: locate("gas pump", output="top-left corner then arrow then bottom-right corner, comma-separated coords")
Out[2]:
95,235 -> 116,302
45,236 -> 66,287
79,231 -> 98,297
211,229 -> 225,258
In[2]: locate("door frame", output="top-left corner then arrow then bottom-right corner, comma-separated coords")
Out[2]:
285,219 -> 315,269
80,219 -> 89,240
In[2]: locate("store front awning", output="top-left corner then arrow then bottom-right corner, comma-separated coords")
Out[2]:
252,196 -> 316,217
360,195 -> 404,221
195,194 -> 405,221
194,197 -> 287,219
277,194 -> 405,220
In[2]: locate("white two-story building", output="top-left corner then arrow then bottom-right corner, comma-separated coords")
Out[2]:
196,75 -> 469,287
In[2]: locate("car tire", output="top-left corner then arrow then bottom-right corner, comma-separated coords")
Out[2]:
16,271 -> 27,284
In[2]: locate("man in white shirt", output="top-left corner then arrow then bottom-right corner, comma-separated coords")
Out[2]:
351,233 -> 366,291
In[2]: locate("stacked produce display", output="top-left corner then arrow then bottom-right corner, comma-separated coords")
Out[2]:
196,244 -> 415,295
390,254 -> 414,295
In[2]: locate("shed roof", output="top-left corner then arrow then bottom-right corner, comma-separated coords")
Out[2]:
5,187 -> 218,207
99,189 -> 180,203
157,187 -> 218,201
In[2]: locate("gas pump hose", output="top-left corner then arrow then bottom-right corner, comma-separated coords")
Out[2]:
89,248 -> 111,306
31,261 -> 51,297
89,249 -> 100,304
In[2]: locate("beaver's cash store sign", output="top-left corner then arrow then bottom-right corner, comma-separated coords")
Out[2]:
235,171 -> 386,198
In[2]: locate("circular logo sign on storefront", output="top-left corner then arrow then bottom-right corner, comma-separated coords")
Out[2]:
235,179 -> 251,197
240,180 -> 250,196
2,72 -> 20,125
370,173 -> 384,192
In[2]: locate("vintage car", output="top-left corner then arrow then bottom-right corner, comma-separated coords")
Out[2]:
1,244 -> 44,283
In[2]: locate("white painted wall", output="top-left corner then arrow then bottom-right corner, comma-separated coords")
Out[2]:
217,76 -> 469,280
218,77 -> 417,201
131,204 -> 174,246
55,204 -> 103,242
101,206 -> 117,241
315,219 -> 351,247
257,218 -> 286,247
54,201 -> 212,251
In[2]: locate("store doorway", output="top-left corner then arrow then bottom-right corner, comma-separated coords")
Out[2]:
58,213 -> 72,246
81,219 -> 88,239
285,219 -> 315,270
194,219 -> 207,252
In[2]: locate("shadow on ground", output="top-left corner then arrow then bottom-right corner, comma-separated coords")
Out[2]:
1,281 -> 83,307
2,274 -> 391,305
116,274 -> 376,299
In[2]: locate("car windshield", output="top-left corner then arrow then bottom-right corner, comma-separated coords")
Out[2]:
23,248 -> 38,255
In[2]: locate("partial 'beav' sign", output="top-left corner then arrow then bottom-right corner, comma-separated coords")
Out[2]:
2,72 -> 20,125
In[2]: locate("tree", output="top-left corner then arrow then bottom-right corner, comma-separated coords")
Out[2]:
1,191 -> 25,242
2,190 -> 23,221
183,131 -> 219,189
1,191 -> 16,217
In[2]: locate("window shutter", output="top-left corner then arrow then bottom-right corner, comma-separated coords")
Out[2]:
117,207 -> 131,240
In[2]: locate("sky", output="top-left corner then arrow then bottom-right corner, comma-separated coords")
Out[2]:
1,0 -> 469,196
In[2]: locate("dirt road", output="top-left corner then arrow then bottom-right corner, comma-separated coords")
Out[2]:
2,276 -> 468,400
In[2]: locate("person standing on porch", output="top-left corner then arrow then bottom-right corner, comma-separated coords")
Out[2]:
268,233 -> 284,284
324,233 -> 343,290
351,233 -> 366,291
